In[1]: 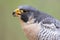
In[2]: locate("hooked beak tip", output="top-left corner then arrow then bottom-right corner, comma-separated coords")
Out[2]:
12,12 -> 16,17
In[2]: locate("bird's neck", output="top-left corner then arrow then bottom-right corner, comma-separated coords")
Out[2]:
20,22 -> 40,40
18,16 -> 41,40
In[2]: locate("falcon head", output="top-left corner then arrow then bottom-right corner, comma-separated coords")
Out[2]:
12,5 -> 39,23
12,5 -> 50,23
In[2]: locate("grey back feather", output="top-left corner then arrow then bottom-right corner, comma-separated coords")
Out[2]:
37,16 -> 60,40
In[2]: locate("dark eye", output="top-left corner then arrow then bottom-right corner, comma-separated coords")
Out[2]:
23,10 -> 27,12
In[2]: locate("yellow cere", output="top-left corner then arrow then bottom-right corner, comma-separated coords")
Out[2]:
14,8 -> 23,15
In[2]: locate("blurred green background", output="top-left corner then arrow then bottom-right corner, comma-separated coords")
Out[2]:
0,0 -> 60,40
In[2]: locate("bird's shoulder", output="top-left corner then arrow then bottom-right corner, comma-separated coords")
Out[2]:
39,17 -> 60,30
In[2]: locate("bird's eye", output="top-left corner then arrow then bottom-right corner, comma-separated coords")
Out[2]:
23,10 -> 27,12
20,9 -> 29,13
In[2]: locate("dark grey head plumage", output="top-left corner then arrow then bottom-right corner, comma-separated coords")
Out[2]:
13,5 -> 53,23
18,5 -> 37,11
18,5 -> 53,23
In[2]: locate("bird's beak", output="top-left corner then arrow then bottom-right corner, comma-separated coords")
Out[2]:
12,8 -> 23,17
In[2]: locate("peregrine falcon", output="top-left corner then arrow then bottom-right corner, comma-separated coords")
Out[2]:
12,5 -> 60,40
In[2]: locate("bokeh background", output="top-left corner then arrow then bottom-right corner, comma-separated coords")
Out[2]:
0,0 -> 60,40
